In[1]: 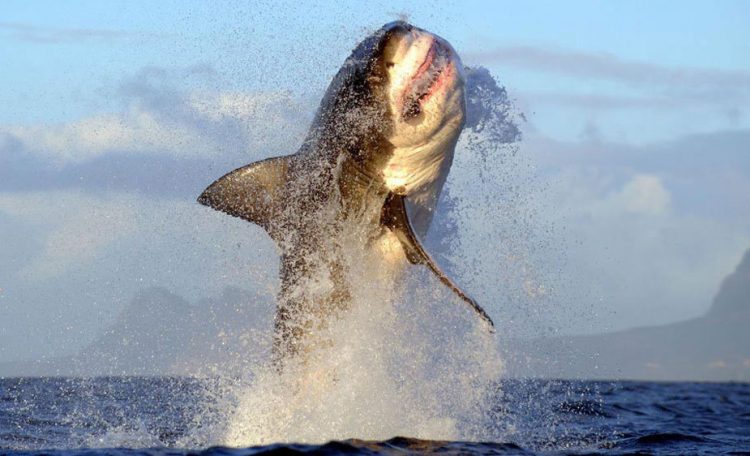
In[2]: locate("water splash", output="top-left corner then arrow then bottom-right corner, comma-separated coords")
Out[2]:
218,258 -> 503,444
178,66 -> 524,446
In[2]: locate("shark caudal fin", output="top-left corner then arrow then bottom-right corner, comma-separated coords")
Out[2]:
381,192 -> 495,332
197,155 -> 291,240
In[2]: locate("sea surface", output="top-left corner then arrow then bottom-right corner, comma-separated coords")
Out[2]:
1,377 -> 748,455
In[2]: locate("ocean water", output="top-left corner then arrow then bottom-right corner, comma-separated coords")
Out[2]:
1,377 -> 748,455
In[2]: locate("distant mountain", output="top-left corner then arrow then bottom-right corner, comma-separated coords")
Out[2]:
708,249 -> 750,319
505,249 -> 750,382
0,287 -> 275,377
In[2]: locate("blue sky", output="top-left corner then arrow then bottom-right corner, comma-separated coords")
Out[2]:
3,1 -> 749,137
1,1 -> 749,363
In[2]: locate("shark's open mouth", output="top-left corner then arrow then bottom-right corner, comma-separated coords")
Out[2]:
401,40 -> 451,120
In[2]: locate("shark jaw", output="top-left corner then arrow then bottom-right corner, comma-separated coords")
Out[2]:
380,27 -> 466,196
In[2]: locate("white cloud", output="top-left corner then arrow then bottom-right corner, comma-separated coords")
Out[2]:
2,109 -> 210,164
1,91 -> 310,165
618,174 -> 671,215
585,174 -> 672,216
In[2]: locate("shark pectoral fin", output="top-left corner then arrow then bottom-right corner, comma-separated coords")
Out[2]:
380,192 -> 495,332
197,155 -> 291,239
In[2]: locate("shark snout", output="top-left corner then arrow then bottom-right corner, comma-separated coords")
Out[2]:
381,24 -> 462,122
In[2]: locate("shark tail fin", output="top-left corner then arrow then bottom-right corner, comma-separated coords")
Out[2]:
197,155 -> 291,239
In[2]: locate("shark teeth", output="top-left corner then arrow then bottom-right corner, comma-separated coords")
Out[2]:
402,41 -> 449,120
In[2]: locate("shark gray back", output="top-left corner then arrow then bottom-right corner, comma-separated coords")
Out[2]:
198,21 -> 494,362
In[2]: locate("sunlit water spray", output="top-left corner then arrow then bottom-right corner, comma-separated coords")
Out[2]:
171,66 -> 525,446
218,245 -> 503,444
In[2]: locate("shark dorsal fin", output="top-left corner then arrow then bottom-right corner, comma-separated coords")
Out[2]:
380,192 -> 495,332
198,155 -> 290,240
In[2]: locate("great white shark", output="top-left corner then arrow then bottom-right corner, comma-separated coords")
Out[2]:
198,21 -> 494,362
